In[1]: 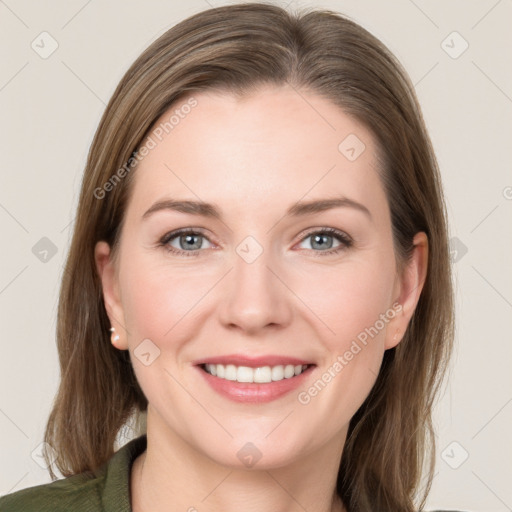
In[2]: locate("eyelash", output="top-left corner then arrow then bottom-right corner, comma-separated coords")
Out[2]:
158,227 -> 353,258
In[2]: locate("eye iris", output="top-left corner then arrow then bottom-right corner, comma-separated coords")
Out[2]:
170,231 -> 342,252
311,233 -> 333,250
180,234 -> 202,250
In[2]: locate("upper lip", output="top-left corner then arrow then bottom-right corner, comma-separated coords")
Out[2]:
193,354 -> 315,368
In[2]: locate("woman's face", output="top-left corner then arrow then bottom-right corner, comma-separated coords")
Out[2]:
96,85 -> 426,469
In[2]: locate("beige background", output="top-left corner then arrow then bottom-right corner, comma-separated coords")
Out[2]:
1,0 -> 511,510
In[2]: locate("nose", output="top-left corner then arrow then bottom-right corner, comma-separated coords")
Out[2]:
217,245 -> 293,336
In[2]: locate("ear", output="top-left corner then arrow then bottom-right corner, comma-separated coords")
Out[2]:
94,241 -> 128,350
385,232 -> 428,350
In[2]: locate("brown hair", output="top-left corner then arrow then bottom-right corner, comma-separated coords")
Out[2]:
44,3 -> 454,511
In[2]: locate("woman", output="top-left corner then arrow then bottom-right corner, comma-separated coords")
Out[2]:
0,3 -> 458,511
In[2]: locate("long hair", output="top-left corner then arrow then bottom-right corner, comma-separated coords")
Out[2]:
44,3 -> 455,511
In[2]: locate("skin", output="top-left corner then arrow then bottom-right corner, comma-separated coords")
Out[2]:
95,84 -> 427,512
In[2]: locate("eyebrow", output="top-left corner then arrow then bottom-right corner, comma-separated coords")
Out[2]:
142,196 -> 372,221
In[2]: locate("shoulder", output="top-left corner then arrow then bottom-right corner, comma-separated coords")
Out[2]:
0,435 -> 147,512
0,472 -> 102,512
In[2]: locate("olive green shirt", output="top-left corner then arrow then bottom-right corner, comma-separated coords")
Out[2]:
0,434 -> 466,512
0,435 -> 146,512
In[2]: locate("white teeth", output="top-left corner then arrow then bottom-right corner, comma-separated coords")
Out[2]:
284,365 -> 295,378
254,366 -> 272,383
224,364 -> 237,381
203,363 -> 309,383
271,365 -> 284,381
237,366 -> 254,383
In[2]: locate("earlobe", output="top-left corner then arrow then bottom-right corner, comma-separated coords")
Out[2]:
385,232 -> 428,350
109,326 -> 125,350
94,241 -> 128,350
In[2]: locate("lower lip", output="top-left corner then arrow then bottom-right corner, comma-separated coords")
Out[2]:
196,365 -> 315,403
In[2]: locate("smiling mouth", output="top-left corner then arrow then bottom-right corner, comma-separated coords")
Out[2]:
200,363 -> 312,383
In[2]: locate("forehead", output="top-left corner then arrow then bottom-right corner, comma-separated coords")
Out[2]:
126,85 -> 387,223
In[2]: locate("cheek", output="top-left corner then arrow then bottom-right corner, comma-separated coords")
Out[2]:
297,257 -> 396,352
335,282 -> 391,348
117,253 -> 212,406
293,262 -> 396,426
119,250 -> 214,345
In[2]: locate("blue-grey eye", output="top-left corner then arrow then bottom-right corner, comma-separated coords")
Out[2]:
301,228 -> 352,253
299,231 -> 347,251
168,232 -> 213,251
312,233 -> 334,250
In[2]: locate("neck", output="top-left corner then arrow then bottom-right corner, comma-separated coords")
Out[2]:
131,406 -> 347,512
